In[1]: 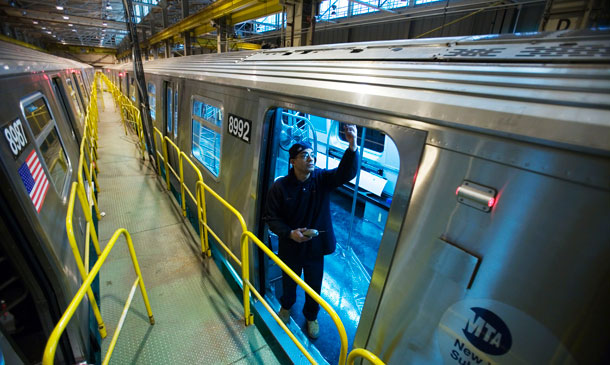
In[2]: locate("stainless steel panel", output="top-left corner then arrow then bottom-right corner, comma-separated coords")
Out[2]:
365,145 -> 610,364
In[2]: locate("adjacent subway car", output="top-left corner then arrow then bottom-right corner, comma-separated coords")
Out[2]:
106,29 -> 610,364
0,40 -> 94,363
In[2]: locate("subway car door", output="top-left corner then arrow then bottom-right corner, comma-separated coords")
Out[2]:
256,102 -> 426,364
163,79 -> 180,192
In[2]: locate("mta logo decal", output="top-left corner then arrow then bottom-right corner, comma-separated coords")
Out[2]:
462,307 -> 512,356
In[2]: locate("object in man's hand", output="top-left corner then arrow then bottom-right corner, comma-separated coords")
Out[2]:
303,229 -> 319,238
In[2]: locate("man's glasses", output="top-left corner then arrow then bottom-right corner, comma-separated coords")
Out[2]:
297,152 -> 315,160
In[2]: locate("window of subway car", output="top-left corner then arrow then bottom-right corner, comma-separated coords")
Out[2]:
191,97 -> 222,177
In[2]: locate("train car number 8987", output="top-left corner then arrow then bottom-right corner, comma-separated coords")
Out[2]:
3,119 -> 29,159
227,114 -> 251,144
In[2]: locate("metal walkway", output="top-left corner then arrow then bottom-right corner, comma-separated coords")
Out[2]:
95,91 -> 283,364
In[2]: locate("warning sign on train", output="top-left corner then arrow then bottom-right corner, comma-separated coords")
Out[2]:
227,114 -> 251,144
437,299 -> 576,365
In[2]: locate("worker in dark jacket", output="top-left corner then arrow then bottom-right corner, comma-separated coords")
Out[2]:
264,124 -> 358,339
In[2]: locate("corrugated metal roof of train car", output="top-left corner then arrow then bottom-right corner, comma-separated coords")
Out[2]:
136,31 -> 610,153
0,40 -> 92,77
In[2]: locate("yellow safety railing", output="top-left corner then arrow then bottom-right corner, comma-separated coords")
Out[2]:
42,228 -> 155,365
347,348 -> 385,365
61,72 -> 105,339
100,74 -> 146,158
103,78 -> 384,365
242,231 -> 348,365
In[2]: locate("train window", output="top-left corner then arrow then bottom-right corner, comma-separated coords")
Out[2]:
166,85 -> 172,133
338,123 -> 385,153
147,82 -> 156,121
191,97 -> 222,177
64,78 -> 85,125
266,107 -> 399,362
22,97 -> 52,138
173,89 -> 179,138
21,93 -> 71,196
71,73 -> 86,110
130,76 -> 136,102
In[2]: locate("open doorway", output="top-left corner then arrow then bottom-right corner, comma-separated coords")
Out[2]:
260,107 -> 400,363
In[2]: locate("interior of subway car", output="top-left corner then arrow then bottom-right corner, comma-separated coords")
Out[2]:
258,107 -> 401,363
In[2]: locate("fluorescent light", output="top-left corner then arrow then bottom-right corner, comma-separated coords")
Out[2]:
63,15 -> 69,20
41,27 -> 46,29
56,5 -> 64,10
103,22 -> 107,26
106,5 -> 112,10
68,23 -> 73,26
33,21 -> 38,24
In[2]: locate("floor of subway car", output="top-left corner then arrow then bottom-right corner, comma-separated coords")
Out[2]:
94,91 -> 284,364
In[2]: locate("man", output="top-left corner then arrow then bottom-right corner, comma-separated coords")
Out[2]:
264,124 -> 358,339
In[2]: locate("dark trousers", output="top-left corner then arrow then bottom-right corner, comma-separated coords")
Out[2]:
279,254 -> 324,321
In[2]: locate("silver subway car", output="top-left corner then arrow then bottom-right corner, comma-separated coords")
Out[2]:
0,40 -> 94,363
120,29 -> 610,364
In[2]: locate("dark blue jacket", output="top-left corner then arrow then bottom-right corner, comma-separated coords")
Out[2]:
265,148 -> 358,259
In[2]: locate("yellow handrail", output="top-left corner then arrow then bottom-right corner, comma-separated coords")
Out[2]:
42,228 -> 155,365
347,348 -> 385,365
242,231 -> 349,365
196,180 -> 246,262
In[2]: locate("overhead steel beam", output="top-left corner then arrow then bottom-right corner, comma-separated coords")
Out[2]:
0,6 -> 127,30
147,0 -> 268,45
47,43 -> 118,54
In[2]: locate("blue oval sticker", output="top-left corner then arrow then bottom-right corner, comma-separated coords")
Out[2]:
462,307 -> 512,355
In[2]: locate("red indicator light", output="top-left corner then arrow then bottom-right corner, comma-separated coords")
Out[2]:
455,186 -> 461,195
487,197 -> 495,207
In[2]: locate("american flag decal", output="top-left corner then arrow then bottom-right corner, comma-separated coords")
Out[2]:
18,149 -> 49,213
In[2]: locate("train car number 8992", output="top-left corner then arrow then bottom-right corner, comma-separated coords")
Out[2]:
3,119 -> 29,159
227,114 -> 251,144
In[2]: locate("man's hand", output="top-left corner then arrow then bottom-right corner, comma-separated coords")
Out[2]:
290,228 -> 312,243
344,124 -> 358,151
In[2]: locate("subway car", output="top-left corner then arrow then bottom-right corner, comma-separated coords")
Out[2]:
0,40 -> 95,363
105,29 -> 610,364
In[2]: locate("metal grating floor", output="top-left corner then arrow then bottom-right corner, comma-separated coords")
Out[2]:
95,92 -> 283,364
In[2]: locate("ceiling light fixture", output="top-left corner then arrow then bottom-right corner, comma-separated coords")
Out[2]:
63,15 -> 69,20
103,22 -> 108,26
56,6 -> 64,10
68,23 -> 73,26
33,20 -> 38,24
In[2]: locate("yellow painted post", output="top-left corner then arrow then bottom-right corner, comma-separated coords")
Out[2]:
163,137 -> 170,190
179,153 -> 186,217
197,182 -> 210,257
241,233 -> 254,326
76,183 -> 101,256
123,230 -> 155,324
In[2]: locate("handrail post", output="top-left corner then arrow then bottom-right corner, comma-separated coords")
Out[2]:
241,233 -> 254,326
124,230 -> 155,324
197,182 -> 210,257
163,137 -> 170,190
179,151 -> 186,217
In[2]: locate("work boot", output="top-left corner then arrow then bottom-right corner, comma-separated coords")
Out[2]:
278,308 -> 290,324
307,319 -> 319,339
